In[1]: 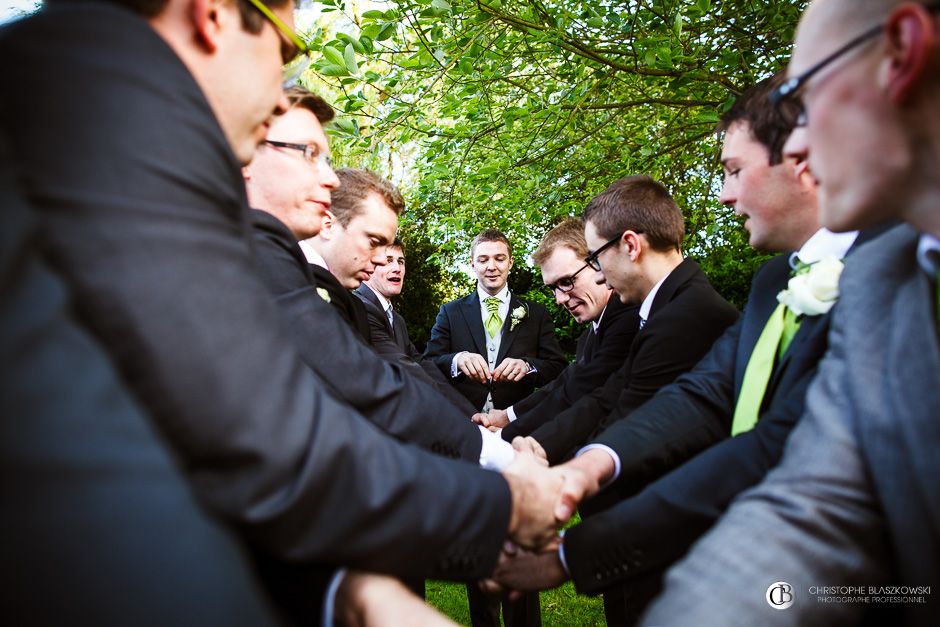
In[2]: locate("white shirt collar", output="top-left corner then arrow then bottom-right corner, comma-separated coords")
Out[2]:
790,228 -> 858,268
299,239 -> 329,269
917,233 -> 940,276
478,284 -> 510,305
365,282 -> 392,312
591,293 -> 612,333
639,273 -> 669,325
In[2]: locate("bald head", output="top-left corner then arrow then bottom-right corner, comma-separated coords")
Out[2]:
790,0 -> 940,235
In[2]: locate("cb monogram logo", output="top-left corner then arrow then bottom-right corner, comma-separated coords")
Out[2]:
766,581 -> 795,610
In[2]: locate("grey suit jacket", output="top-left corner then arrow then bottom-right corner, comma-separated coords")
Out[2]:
645,223 -> 939,627
0,2 -> 509,589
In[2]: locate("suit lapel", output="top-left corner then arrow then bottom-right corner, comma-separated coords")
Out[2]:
886,267 -> 940,526
496,295 -> 524,363
355,284 -> 393,334
646,259 -> 697,320
460,292 -> 487,355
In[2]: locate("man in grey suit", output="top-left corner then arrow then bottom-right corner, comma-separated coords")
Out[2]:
0,0 -> 594,621
644,1 -> 940,625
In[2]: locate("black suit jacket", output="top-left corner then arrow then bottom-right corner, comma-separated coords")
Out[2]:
527,260 -> 739,464
0,135 -> 280,626
251,209 -> 484,459
309,262 -> 372,343
0,2 -> 509,591
502,293 -> 640,440
424,291 -> 566,410
354,283 -> 478,415
563,233 -> 881,619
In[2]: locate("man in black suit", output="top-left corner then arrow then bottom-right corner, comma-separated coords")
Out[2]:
425,229 -> 566,627
355,237 -> 479,415
509,176 -> 739,465
425,229 -> 566,413
491,75 -> 864,624
474,217 -> 640,435
246,91 -> 500,465
0,1 -> 595,622
298,167 -> 407,341
0,132 -> 279,627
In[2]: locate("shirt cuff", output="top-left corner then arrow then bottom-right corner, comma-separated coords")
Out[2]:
576,443 -> 621,490
506,405 -> 518,423
450,352 -> 467,378
322,568 -> 347,627
478,426 -> 515,470
557,529 -> 571,577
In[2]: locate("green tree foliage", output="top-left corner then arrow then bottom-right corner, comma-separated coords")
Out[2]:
302,0 -> 805,338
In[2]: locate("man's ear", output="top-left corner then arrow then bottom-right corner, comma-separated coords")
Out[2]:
241,165 -> 251,182
190,0 -> 226,53
319,210 -> 337,240
622,230 -> 642,261
882,4 -> 936,104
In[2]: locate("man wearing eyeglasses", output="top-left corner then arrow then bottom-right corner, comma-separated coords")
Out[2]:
247,89 -> 503,466
643,2 -> 940,626
509,176 -> 738,466
0,0 -> 600,623
473,218 -> 641,441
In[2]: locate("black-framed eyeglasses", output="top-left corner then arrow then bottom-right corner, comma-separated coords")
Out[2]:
770,2 -> 940,126
544,262 -> 591,295
584,234 -> 622,271
263,140 -> 332,170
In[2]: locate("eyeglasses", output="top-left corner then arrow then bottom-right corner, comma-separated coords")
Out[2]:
544,262 -> 591,295
245,0 -> 312,83
263,140 -> 333,170
584,234 -> 622,271
770,2 -> 940,126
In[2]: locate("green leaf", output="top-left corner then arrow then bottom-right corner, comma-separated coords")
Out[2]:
319,63 -> 349,77
343,43 -> 359,75
361,9 -> 385,19
322,46 -> 345,68
336,33 -> 365,54
431,0 -> 451,11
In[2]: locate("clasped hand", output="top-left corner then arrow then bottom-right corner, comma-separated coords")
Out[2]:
457,353 -> 529,384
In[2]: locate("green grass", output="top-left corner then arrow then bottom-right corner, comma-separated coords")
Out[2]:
426,580 -> 605,626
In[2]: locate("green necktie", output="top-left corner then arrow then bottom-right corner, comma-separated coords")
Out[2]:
731,303 -> 801,436
484,297 -> 502,338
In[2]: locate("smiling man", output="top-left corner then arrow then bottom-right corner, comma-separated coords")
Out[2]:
0,0 -> 598,622
425,228 -> 566,627
509,177 -> 738,466
475,217 -> 640,439
644,1 -> 940,625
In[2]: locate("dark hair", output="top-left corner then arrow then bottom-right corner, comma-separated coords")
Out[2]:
390,236 -> 405,253
284,86 -> 334,124
470,229 -> 513,258
582,175 -> 684,253
75,0 -> 292,32
717,71 -> 797,165
332,169 -> 404,227
532,217 -> 587,266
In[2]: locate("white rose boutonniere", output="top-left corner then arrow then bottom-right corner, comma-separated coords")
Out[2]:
316,287 -> 331,304
776,255 -> 844,317
509,304 -> 527,331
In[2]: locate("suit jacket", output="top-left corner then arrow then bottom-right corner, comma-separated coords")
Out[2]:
644,224 -> 938,627
309,263 -> 372,343
526,260 -> 739,464
502,293 -> 640,441
561,236 -> 878,619
0,135 -> 280,626
424,290 -> 566,410
0,3 -> 509,594
354,283 -> 478,415
251,209 -> 483,459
